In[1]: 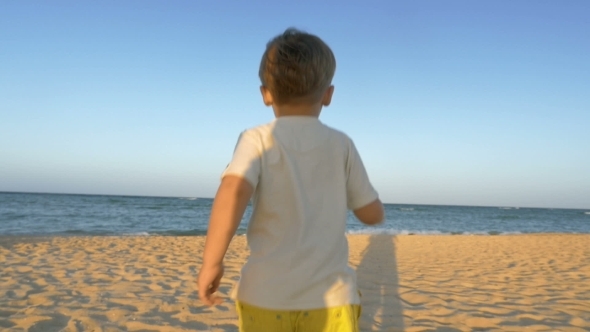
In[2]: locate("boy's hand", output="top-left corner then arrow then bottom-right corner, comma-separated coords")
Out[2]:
197,263 -> 225,306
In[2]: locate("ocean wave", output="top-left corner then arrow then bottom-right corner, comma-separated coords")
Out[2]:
145,206 -> 164,210
108,199 -> 125,204
498,207 -> 519,210
152,229 -> 208,236
584,212 -> 590,215
64,229 -> 89,234
178,197 -> 199,201
346,229 -> 523,236
399,208 -> 414,211
120,232 -> 150,236
0,213 -> 27,220
347,229 -> 444,235
498,215 -> 520,220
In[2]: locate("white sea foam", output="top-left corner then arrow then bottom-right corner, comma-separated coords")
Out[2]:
179,197 -> 198,200
123,232 -> 150,236
585,212 -> 590,215
346,229 -> 524,236
346,229 -> 446,235
399,208 -> 414,211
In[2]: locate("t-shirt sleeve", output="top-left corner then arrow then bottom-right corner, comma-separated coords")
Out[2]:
221,131 -> 261,189
346,139 -> 379,210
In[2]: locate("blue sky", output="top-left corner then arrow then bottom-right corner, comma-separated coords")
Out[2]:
1,1 -> 589,209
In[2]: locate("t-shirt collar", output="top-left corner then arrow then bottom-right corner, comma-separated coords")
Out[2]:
274,116 -> 321,124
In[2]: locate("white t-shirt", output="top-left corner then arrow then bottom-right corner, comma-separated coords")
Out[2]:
222,116 -> 378,310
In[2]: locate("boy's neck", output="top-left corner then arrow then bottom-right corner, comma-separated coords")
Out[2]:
273,103 -> 322,118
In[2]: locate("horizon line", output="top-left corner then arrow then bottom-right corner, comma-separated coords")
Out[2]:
1,190 -> 587,211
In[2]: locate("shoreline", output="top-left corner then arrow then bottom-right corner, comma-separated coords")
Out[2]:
1,234 -> 589,331
2,231 -> 590,242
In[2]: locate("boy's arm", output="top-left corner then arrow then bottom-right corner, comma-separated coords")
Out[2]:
346,139 -> 385,225
197,175 -> 253,306
353,199 -> 384,225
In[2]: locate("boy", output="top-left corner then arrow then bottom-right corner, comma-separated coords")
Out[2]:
197,28 -> 384,331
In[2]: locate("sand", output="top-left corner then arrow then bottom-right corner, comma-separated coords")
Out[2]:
1,234 -> 589,331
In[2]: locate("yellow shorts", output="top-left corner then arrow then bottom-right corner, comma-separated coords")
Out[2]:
236,301 -> 361,332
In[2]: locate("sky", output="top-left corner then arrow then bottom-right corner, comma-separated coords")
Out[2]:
1,1 -> 589,209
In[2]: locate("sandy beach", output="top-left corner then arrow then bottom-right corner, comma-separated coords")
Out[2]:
1,234 -> 589,331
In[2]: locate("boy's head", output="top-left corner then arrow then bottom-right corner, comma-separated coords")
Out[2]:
259,28 -> 336,107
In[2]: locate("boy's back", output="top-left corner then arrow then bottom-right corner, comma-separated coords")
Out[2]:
224,116 -> 378,309
197,28 -> 384,331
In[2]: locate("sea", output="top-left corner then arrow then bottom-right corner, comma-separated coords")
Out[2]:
0,192 -> 589,237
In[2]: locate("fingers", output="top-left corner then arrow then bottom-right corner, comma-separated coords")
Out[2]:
200,287 -> 223,306
198,280 -> 224,306
211,274 -> 222,293
198,286 -> 213,306
197,265 -> 225,306
198,285 -> 208,305
210,293 -> 223,305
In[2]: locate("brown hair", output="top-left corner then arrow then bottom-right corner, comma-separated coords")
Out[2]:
259,28 -> 336,104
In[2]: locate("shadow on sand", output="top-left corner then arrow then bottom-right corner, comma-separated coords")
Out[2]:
357,235 -> 405,331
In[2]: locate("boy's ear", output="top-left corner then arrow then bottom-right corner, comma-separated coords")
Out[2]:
322,85 -> 335,106
260,86 -> 273,106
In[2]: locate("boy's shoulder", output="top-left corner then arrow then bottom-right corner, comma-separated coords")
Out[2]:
242,120 -> 354,146
241,121 -> 274,137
